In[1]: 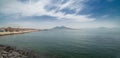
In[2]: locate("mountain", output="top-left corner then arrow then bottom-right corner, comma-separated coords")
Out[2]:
97,27 -> 108,29
52,26 -> 73,30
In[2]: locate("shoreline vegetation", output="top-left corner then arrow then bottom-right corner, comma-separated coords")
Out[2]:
0,27 -> 40,36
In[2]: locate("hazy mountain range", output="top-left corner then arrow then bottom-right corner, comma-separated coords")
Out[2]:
52,26 -> 73,30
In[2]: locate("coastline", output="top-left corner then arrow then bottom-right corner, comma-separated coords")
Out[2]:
0,45 -> 39,58
0,30 -> 42,58
0,30 -> 39,36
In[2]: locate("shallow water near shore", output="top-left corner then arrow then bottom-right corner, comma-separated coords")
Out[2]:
0,29 -> 120,58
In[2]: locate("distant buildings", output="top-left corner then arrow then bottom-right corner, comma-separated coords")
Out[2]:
0,28 -> 5,32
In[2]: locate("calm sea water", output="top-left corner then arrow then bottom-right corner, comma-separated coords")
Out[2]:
0,29 -> 120,58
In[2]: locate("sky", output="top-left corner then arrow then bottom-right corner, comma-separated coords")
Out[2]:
0,0 -> 120,29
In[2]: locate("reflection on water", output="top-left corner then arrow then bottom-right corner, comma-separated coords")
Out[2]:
0,29 -> 120,58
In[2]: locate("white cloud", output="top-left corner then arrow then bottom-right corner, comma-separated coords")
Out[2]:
0,0 -> 95,22
59,0 -> 74,10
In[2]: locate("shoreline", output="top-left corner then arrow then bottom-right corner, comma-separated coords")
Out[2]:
0,45 -> 39,58
0,30 -> 39,36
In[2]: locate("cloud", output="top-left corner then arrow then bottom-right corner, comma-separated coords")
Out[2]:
101,15 -> 109,18
0,0 -> 95,22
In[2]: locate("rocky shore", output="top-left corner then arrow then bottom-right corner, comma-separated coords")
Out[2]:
0,45 -> 40,58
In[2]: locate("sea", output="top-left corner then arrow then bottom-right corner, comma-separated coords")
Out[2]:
0,29 -> 120,58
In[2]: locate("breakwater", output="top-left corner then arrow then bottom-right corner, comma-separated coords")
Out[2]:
0,45 -> 40,58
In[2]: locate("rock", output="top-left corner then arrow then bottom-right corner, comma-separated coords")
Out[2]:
0,45 -> 39,58
8,53 -> 13,57
0,56 -> 4,58
4,46 -> 14,52
1,50 -> 8,54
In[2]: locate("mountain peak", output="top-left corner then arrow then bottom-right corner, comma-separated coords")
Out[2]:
52,26 -> 72,29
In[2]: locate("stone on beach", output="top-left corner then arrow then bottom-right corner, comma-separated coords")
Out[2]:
0,45 -> 39,58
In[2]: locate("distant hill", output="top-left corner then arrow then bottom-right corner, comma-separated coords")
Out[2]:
52,26 -> 73,30
97,27 -> 108,29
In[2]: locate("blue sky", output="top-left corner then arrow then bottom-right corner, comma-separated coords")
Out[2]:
0,0 -> 120,29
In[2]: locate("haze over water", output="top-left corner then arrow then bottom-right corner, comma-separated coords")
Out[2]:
0,0 -> 120,58
0,29 -> 120,58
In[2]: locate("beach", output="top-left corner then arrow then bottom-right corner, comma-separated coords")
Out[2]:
0,30 -> 39,36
